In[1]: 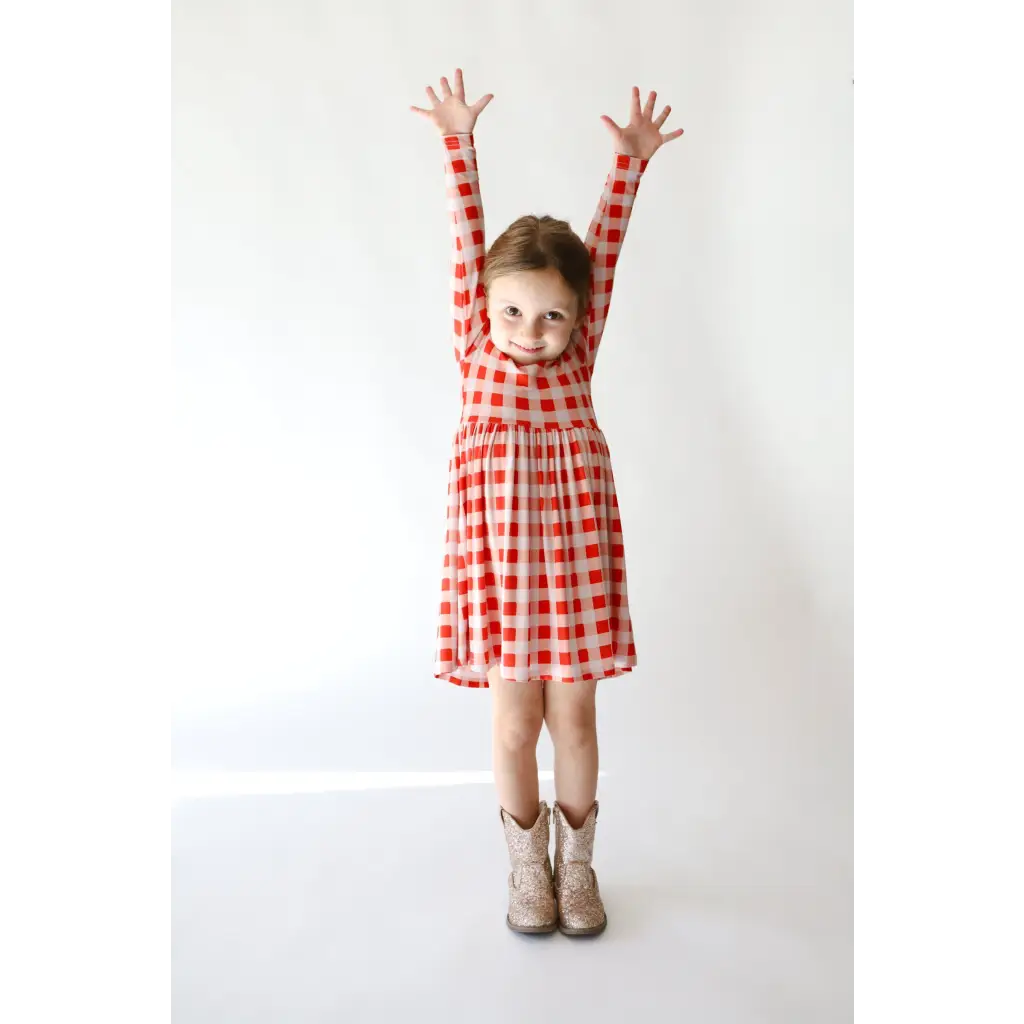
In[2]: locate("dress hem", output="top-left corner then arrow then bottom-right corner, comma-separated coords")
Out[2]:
435,661 -> 635,689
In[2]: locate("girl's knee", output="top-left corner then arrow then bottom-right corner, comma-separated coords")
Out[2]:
495,710 -> 544,752
546,710 -> 597,751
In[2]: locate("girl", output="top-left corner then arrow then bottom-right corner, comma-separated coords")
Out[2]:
412,70 -> 683,936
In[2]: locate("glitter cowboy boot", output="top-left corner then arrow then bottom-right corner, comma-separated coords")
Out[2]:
500,800 -> 558,934
552,800 -> 607,936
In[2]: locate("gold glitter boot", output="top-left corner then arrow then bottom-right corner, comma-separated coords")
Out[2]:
500,801 -> 558,934
552,800 -> 607,936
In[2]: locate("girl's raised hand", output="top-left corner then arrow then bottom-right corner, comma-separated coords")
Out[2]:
601,87 -> 684,160
410,68 -> 494,136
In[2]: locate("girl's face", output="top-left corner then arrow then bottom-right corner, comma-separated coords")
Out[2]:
486,267 -> 584,365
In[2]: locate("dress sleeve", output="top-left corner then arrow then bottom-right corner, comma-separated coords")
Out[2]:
580,153 -> 648,371
443,134 -> 488,364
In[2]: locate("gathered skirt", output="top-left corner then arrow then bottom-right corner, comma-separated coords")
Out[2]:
434,421 -> 637,687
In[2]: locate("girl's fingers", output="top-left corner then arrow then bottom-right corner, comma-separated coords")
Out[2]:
630,86 -> 642,119
454,68 -> 465,99
426,85 -> 441,106
662,128 -> 685,143
600,114 -> 622,139
439,76 -> 453,98
410,105 -> 432,117
471,93 -> 494,115
654,105 -> 671,128
644,90 -> 657,119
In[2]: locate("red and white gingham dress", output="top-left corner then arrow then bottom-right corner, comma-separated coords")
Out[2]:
434,133 -> 646,687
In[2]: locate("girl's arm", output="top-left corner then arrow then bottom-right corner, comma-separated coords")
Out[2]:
581,154 -> 647,369
411,70 -> 494,364
443,134 -> 487,363
582,87 -> 685,370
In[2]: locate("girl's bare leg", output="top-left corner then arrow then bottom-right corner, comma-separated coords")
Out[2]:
543,679 -> 599,828
488,664 -> 545,827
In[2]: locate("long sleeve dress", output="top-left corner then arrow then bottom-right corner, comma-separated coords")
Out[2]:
434,133 -> 645,687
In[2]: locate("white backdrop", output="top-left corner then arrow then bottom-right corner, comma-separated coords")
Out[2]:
172,0 -> 851,794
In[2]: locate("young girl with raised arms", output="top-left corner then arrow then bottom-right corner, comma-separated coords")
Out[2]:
412,70 -> 683,936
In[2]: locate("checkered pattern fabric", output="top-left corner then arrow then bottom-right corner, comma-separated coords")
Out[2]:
435,134 -> 645,687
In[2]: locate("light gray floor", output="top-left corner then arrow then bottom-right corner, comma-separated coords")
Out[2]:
173,765 -> 851,1023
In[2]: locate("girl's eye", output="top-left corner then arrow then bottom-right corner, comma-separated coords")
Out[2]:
505,306 -> 520,317
545,312 -> 564,321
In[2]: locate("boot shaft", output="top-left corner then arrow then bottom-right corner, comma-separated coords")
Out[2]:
501,800 -> 551,870
553,800 -> 599,868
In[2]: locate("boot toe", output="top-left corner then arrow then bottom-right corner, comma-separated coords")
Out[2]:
507,900 -> 557,932
559,904 -> 606,934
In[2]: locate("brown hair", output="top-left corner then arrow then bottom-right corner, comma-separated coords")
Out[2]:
483,216 -> 591,319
